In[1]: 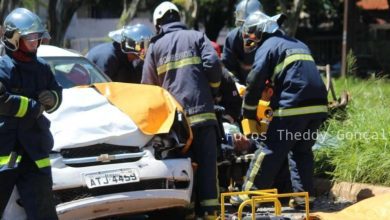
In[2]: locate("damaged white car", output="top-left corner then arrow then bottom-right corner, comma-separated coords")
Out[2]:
3,45 -> 193,220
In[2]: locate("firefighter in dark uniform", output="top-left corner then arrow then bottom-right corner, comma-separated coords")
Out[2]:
0,8 -> 62,219
86,24 -> 154,83
211,41 -> 242,123
223,3 -> 293,198
218,68 -> 242,123
142,2 -> 222,219
238,11 -> 328,206
222,0 -> 263,85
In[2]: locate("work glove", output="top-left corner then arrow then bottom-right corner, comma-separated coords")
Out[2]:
38,90 -> 56,110
37,104 -> 45,118
241,118 -> 270,136
235,82 -> 246,97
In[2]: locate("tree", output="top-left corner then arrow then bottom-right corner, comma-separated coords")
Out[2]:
305,0 -> 343,32
278,0 -> 305,37
162,0 -> 236,41
0,0 -> 22,21
1,0 -> 83,46
172,0 -> 198,28
117,0 -> 141,29
198,0 -> 236,41
47,0 -> 84,46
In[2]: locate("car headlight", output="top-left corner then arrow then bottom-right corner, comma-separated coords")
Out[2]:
149,132 -> 185,160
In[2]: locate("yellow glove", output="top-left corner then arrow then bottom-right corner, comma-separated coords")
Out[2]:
241,118 -> 269,136
235,82 -> 246,97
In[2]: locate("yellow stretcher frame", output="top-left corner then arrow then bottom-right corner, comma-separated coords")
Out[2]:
220,190 -> 310,220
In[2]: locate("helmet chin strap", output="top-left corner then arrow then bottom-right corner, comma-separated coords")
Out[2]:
2,31 -> 21,51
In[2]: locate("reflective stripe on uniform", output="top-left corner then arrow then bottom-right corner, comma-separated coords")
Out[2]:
273,105 -> 328,117
187,112 -> 217,124
272,54 -> 314,80
238,194 -> 250,202
15,96 -> 29,117
243,151 -> 266,192
0,155 -> 10,166
199,164 -> 220,207
0,154 -> 22,165
0,154 -> 22,171
243,103 -> 258,111
200,198 -> 219,206
35,157 -> 51,168
209,81 -> 221,88
157,57 -> 201,75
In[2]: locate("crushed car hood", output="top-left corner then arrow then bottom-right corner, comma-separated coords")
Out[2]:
93,82 -> 192,152
46,86 -> 153,151
46,82 -> 192,152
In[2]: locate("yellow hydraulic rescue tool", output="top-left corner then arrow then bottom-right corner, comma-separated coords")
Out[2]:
227,83 -> 310,219
241,81 -> 274,136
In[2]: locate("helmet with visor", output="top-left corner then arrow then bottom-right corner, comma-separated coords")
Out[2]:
2,8 -> 47,51
120,24 -> 154,60
242,11 -> 282,53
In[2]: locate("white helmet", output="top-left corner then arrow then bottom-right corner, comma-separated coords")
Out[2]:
235,0 -> 263,27
153,1 -> 180,26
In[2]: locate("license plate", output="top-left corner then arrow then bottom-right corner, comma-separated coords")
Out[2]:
83,168 -> 140,189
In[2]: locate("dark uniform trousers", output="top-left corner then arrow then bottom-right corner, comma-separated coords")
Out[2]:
190,125 -> 219,216
0,152 -> 58,220
243,114 -> 326,195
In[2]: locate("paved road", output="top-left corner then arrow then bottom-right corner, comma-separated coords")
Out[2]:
220,195 -> 353,220
93,194 -> 353,219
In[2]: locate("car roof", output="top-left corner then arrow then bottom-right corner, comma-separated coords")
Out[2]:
37,45 -> 83,58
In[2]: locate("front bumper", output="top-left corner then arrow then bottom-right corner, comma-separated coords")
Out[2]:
57,190 -> 191,220
50,150 -> 193,219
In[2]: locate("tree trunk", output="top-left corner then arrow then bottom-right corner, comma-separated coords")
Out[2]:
117,0 -> 141,29
278,0 -> 304,37
0,0 -> 22,21
48,0 -> 83,46
204,0 -> 235,41
174,0 -> 198,28
261,0 -> 278,15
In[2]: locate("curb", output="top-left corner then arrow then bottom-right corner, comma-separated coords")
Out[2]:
314,178 -> 390,202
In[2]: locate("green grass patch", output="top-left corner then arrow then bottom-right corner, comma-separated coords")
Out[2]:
314,77 -> 390,186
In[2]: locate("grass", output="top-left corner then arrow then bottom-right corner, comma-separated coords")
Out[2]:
314,77 -> 390,186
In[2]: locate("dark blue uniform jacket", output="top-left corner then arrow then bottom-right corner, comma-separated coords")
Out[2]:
219,68 -> 242,122
0,54 -> 62,172
142,22 -> 222,127
243,32 -> 328,119
222,27 -> 256,85
86,42 -> 143,83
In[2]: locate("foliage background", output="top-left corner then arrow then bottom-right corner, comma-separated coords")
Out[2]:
0,0 -> 344,45
315,77 -> 390,186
